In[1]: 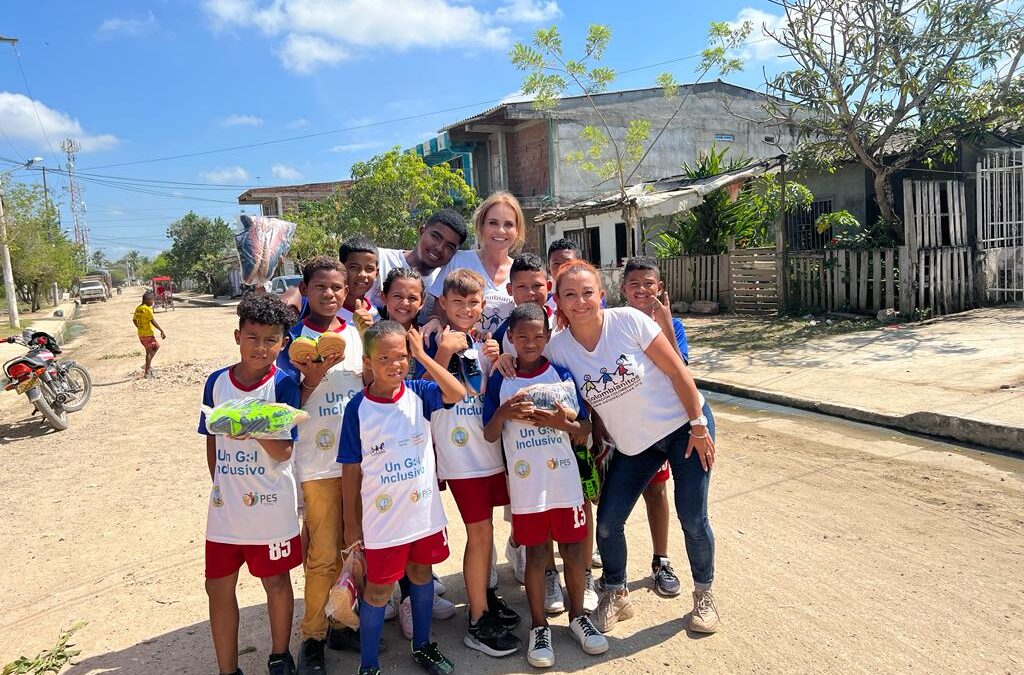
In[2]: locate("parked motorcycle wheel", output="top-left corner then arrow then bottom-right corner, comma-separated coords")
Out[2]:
60,365 -> 92,412
33,383 -> 69,431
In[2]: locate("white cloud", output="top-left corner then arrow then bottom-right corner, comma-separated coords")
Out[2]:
0,92 -> 119,152
329,141 -> 386,153
97,10 -> 158,38
271,163 -> 303,180
729,7 -> 788,63
288,117 -> 310,129
221,113 -> 264,127
200,166 -> 250,183
201,0 -> 559,73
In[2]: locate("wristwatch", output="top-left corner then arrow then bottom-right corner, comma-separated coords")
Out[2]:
688,415 -> 708,428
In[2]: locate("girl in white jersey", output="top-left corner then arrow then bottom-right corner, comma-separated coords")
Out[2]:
545,261 -> 719,636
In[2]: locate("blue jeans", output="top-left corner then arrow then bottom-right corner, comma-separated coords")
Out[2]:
596,401 -> 716,591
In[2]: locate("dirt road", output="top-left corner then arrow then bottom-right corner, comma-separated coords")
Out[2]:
1,292 -> 1021,674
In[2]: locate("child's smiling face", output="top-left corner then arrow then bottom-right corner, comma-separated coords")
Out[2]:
508,270 -> 550,306
508,318 -> 549,366
364,333 -> 410,391
439,290 -> 484,333
235,320 -> 287,371
344,252 -> 378,299
303,268 -> 348,320
622,269 -> 663,313
385,277 -> 424,328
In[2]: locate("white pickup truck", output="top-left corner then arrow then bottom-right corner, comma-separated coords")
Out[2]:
79,280 -> 107,303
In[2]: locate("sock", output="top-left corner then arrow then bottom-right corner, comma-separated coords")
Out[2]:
408,577 -> 435,649
268,652 -> 289,662
358,600 -> 386,669
398,573 -> 411,601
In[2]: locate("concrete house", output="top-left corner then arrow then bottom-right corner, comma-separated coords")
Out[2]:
236,180 -> 352,217
417,81 -> 798,266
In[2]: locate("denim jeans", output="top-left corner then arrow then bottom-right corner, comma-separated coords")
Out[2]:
596,401 -> 716,591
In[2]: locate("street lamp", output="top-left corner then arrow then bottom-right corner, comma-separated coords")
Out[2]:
0,157 -> 43,328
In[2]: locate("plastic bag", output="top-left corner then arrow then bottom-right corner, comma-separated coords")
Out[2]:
326,545 -> 365,628
518,380 -> 579,420
235,215 -> 297,286
202,397 -> 309,438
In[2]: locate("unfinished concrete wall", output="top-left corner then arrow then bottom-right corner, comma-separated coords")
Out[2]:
507,121 -> 549,200
796,164 -> 869,227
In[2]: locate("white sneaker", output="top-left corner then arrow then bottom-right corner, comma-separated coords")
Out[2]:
583,569 -> 599,613
690,588 -> 720,633
527,626 -> 555,668
591,549 -> 603,568
505,537 -> 526,585
384,584 -> 399,621
569,615 -> 609,655
433,592 -> 456,620
543,569 -> 565,614
432,573 -> 447,597
591,586 -> 634,633
399,596 -> 414,640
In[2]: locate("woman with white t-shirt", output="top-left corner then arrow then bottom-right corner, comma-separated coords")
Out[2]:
424,191 -> 523,336
544,260 -> 719,637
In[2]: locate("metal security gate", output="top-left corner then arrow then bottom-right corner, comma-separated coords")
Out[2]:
977,149 -> 1024,301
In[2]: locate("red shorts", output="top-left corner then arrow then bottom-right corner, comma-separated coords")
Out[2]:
205,535 -> 302,579
446,472 -> 510,524
649,461 -> 670,485
512,506 -> 588,547
364,529 -> 450,585
139,335 -> 159,350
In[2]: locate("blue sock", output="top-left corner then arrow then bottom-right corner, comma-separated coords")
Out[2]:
358,600 -> 386,669
408,577 -> 434,649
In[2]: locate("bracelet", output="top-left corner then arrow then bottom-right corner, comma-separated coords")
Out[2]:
301,380 -> 321,390
689,432 -> 711,439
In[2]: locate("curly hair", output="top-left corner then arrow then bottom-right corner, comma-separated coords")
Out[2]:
237,291 -> 297,334
303,255 -> 347,285
425,208 -> 469,245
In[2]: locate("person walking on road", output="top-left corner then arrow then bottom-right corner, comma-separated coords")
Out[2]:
134,291 -> 166,378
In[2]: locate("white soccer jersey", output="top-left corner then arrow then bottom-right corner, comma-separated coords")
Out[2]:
546,307 -> 704,457
483,362 -> 585,515
337,303 -> 381,326
199,365 -> 301,545
338,380 -> 448,549
285,318 -> 364,483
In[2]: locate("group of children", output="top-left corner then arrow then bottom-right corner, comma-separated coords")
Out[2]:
199,211 -> 692,675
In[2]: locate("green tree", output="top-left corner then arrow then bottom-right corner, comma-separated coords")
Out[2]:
1,179 -> 81,311
718,0 -> 1024,229
511,23 -> 750,256
285,188 -> 349,264
165,212 -> 233,293
88,249 -> 109,270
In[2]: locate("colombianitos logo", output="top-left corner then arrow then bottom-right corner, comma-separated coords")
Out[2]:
375,494 -> 393,513
410,488 -> 433,503
514,460 -> 531,478
369,441 -> 386,456
451,427 -> 469,448
580,353 -> 639,399
211,485 -> 224,508
242,491 -> 279,507
316,429 -> 335,451
547,457 -> 572,470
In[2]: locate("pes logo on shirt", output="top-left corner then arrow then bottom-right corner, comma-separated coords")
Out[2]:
409,488 -> 433,503
547,457 -> 572,470
242,491 -> 279,507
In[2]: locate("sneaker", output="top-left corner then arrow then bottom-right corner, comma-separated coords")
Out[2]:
486,587 -> 521,629
591,549 -> 603,568
569,615 -> 608,655
399,597 -> 414,640
410,641 -> 455,675
432,574 -> 447,597
526,626 -> 555,668
543,570 -> 565,615
591,587 -> 634,633
433,593 -> 456,620
505,537 -> 526,584
356,668 -> 381,675
652,557 -> 682,597
267,652 -> 296,675
690,588 -> 720,633
297,638 -> 326,675
464,610 -> 521,657
583,569 -> 599,613
385,586 -> 399,621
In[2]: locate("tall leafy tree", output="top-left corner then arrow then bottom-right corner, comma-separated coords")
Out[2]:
165,211 -> 233,292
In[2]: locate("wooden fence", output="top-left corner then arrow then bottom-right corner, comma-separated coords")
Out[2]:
657,254 -> 729,307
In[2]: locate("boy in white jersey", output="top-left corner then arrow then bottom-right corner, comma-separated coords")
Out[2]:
339,235 -> 381,332
339,321 -> 466,675
427,268 -> 521,658
275,256 -> 364,674
199,293 -> 302,675
483,302 -> 608,668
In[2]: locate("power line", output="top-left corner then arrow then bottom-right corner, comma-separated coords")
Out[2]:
8,42 -> 61,166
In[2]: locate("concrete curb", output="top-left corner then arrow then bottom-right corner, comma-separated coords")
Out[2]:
695,377 -> 1024,454
181,295 -> 240,308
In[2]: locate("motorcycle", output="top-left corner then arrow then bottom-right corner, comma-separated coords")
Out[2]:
3,330 -> 92,431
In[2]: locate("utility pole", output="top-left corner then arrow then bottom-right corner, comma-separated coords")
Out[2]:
0,189 -> 19,328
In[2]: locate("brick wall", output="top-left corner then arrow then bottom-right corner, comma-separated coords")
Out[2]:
507,122 -> 549,199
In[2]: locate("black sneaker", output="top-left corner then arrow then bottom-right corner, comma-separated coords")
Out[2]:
410,641 -> 454,675
297,638 -> 326,674
486,587 -> 521,629
464,611 -> 521,657
267,652 -> 296,675
327,626 -> 387,653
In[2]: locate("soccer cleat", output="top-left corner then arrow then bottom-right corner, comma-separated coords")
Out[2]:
543,569 -> 565,615
583,569 -> 599,613
591,549 -> 603,569
591,587 -> 634,633
569,615 -> 609,655
527,626 -> 555,668
464,610 -> 521,657
399,597 -> 415,640
652,557 -> 682,598
433,593 -> 456,620
689,588 -> 720,633
505,538 -> 526,585
486,587 -> 521,629
432,573 -> 447,597
410,641 -> 455,675
267,651 -> 296,675
297,638 -> 326,675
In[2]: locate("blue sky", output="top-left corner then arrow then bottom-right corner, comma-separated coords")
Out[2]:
0,0 -> 787,259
